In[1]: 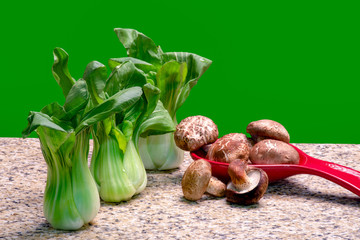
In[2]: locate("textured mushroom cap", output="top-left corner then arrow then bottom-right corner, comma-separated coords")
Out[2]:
181,160 -> 212,201
249,139 -> 300,165
246,119 -> 290,143
174,115 -> 219,152
206,133 -> 250,163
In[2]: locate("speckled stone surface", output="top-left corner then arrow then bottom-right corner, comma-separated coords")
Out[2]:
1,138 -> 360,239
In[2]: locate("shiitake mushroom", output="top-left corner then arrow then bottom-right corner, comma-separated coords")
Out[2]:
174,115 -> 219,152
249,139 -> 300,165
226,159 -> 269,205
246,119 -> 290,144
181,160 -> 226,201
206,133 -> 250,163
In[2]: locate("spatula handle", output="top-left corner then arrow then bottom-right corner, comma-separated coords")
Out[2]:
303,155 -> 360,197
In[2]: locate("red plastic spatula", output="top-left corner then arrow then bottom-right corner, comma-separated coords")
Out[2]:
190,144 -> 360,197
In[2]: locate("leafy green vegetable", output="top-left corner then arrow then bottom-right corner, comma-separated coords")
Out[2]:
22,102 -> 98,230
155,61 -> 187,118
88,60 -> 175,201
22,48 -> 142,229
114,28 -> 163,67
52,47 -> 76,98
110,28 -> 212,170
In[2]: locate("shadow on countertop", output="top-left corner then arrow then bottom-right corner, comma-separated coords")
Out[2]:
266,178 -> 360,206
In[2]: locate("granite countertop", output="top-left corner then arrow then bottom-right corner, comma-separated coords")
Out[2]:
1,138 -> 360,239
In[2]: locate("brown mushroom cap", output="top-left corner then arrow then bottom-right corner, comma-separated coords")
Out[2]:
246,119 -> 290,143
226,167 -> 269,205
201,143 -> 213,155
181,160 -> 212,201
206,133 -> 250,163
249,139 -> 300,165
174,115 -> 219,152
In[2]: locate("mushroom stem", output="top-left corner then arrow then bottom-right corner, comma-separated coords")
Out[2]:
228,159 -> 250,190
206,177 -> 226,197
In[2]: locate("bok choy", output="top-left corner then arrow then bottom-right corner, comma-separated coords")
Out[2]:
22,48 -> 142,230
86,60 -> 174,202
109,28 -> 212,170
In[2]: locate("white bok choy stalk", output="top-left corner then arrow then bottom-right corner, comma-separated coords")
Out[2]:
86,60 -> 174,202
108,28 -> 212,170
21,48 -> 142,230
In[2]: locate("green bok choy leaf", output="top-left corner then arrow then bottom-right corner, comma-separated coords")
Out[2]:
109,28 -> 212,170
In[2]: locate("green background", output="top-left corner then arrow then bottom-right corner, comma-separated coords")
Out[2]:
1,1 -> 359,143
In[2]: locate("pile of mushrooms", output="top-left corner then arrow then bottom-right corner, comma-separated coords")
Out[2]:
175,116 -> 300,205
